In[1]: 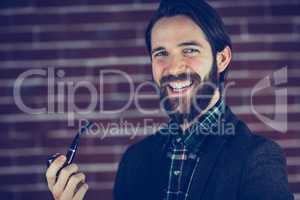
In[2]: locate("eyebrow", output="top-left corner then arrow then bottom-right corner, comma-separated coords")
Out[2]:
178,41 -> 203,48
151,41 -> 203,55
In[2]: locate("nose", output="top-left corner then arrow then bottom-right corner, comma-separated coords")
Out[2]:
166,54 -> 187,76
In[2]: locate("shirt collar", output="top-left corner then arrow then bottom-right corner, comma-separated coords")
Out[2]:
166,98 -> 225,151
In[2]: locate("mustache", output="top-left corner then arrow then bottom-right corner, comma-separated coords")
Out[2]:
160,73 -> 202,87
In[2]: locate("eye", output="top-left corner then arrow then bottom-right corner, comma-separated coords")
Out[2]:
153,50 -> 168,58
183,48 -> 200,56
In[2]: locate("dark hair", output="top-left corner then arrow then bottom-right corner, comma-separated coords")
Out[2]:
145,0 -> 232,83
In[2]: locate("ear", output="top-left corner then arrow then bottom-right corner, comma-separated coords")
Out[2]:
216,46 -> 232,73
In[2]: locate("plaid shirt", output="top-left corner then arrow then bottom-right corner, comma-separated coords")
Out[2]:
164,99 -> 225,200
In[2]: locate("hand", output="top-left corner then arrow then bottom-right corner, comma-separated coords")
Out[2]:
46,155 -> 89,200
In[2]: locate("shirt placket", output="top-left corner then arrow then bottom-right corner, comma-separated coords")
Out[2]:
165,139 -> 187,200
164,99 -> 224,200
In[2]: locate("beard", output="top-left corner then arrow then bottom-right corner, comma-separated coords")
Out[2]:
159,60 -> 218,125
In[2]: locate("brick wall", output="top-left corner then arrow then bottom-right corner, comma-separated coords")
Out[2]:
0,0 -> 299,199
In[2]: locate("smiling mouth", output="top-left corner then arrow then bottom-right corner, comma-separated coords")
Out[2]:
167,80 -> 194,96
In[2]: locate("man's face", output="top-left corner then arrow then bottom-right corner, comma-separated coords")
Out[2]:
151,15 -> 218,124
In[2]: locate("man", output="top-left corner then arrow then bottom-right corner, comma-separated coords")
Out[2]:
46,0 -> 294,200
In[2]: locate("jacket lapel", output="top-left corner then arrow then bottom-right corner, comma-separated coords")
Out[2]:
187,106 -> 239,200
187,135 -> 228,200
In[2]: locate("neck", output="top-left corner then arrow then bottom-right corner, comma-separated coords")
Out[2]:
180,89 -> 221,131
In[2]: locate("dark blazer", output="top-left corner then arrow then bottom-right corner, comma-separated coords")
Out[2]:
113,106 -> 294,200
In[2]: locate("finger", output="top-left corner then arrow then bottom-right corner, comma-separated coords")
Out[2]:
52,164 -> 79,199
73,183 -> 89,200
60,173 -> 86,200
46,155 -> 66,191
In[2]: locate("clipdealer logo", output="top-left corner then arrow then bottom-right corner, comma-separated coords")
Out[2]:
12,67 -> 236,134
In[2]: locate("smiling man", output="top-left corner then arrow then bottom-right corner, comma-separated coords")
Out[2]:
113,1 -> 294,200
45,0 -> 294,200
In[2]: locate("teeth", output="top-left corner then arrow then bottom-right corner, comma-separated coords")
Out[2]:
169,80 -> 192,90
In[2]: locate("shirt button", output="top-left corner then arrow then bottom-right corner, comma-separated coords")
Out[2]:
176,138 -> 182,143
174,170 -> 181,176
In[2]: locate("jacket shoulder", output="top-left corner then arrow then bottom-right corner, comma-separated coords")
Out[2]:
229,118 -> 284,156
